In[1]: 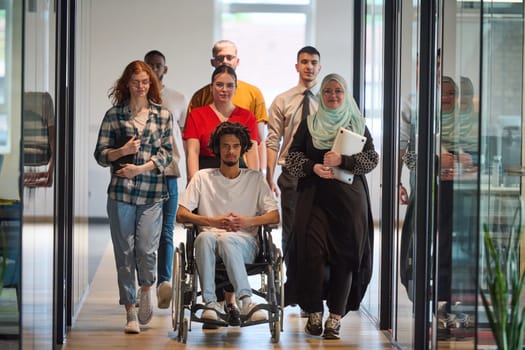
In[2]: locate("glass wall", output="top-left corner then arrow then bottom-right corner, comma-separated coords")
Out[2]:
392,0 -> 525,349
22,0 -> 57,348
433,1 -> 483,347
0,0 -> 22,348
394,0 -> 420,347
477,1 -> 523,349
362,0 -> 384,322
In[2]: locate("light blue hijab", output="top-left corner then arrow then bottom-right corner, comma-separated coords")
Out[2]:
307,73 -> 366,149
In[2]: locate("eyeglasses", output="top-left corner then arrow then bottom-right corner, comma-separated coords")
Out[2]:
214,82 -> 236,90
323,88 -> 344,96
442,91 -> 456,98
213,55 -> 237,63
130,79 -> 150,87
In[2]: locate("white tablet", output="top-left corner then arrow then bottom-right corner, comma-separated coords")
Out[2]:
332,127 -> 367,156
330,127 -> 367,184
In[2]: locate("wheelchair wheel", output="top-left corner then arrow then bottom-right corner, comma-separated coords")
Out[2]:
270,316 -> 281,343
171,243 -> 185,332
181,317 -> 189,343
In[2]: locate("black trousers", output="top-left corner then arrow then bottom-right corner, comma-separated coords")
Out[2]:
300,208 -> 353,316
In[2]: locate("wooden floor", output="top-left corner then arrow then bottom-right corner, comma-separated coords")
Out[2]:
59,233 -> 393,349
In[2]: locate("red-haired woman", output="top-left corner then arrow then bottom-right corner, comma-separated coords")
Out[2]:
94,60 -> 174,334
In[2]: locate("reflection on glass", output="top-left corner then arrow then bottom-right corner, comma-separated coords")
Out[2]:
477,1 -> 524,349
22,91 -> 55,187
0,201 -> 21,340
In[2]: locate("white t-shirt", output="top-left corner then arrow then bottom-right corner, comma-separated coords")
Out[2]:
179,168 -> 279,236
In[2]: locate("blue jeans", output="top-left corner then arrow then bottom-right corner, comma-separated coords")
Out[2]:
158,176 -> 178,285
194,231 -> 258,303
107,198 -> 162,305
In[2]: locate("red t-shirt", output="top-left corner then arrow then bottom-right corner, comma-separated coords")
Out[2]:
183,105 -> 259,157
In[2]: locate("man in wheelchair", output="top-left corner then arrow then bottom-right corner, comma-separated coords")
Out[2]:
176,122 -> 279,325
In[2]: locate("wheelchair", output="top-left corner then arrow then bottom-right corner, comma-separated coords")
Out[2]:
171,223 -> 284,343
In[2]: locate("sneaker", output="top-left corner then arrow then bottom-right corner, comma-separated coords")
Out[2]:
456,312 -> 475,329
305,311 -> 323,336
124,308 -> 140,334
437,313 -> 456,340
137,287 -> 153,325
226,303 -> 241,326
438,313 -> 457,330
201,301 -> 226,321
240,302 -> 267,322
202,323 -> 220,330
323,316 -> 341,339
157,281 -> 172,309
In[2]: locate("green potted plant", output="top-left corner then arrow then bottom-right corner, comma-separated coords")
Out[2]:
481,202 -> 525,350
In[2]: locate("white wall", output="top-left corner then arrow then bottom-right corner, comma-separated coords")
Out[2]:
84,0 -> 215,217
315,0 -> 353,88
82,0 -> 355,217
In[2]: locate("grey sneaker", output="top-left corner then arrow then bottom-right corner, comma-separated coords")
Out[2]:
323,316 -> 341,339
201,301 -> 226,321
305,312 -> 323,336
124,308 -> 140,334
137,287 -> 153,325
456,313 -> 475,329
157,281 -> 172,309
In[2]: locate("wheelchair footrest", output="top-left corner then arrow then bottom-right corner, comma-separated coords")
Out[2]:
190,304 -> 229,327
239,303 -> 279,327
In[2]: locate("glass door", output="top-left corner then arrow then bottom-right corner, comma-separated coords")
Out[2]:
393,1 -> 421,349
477,1 -> 524,349
0,0 -> 22,347
434,1 -> 482,347
22,0 -> 57,348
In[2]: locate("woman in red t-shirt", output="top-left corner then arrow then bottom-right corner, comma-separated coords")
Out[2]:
184,66 -> 259,181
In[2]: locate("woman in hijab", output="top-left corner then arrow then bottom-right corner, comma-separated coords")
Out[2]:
284,73 -> 378,339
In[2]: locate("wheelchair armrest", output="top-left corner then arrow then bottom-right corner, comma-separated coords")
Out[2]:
259,224 -> 278,260
263,223 -> 279,232
184,223 -> 198,264
182,223 -> 194,230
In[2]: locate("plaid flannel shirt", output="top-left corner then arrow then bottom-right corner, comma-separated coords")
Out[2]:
94,102 -> 174,205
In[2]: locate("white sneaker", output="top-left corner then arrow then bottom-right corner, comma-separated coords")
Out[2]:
157,281 -> 172,309
137,287 -> 153,325
124,308 -> 140,334
201,301 -> 225,321
240,302 -> 267,322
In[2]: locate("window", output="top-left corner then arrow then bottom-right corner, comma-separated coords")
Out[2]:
218,0 -> 312,104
